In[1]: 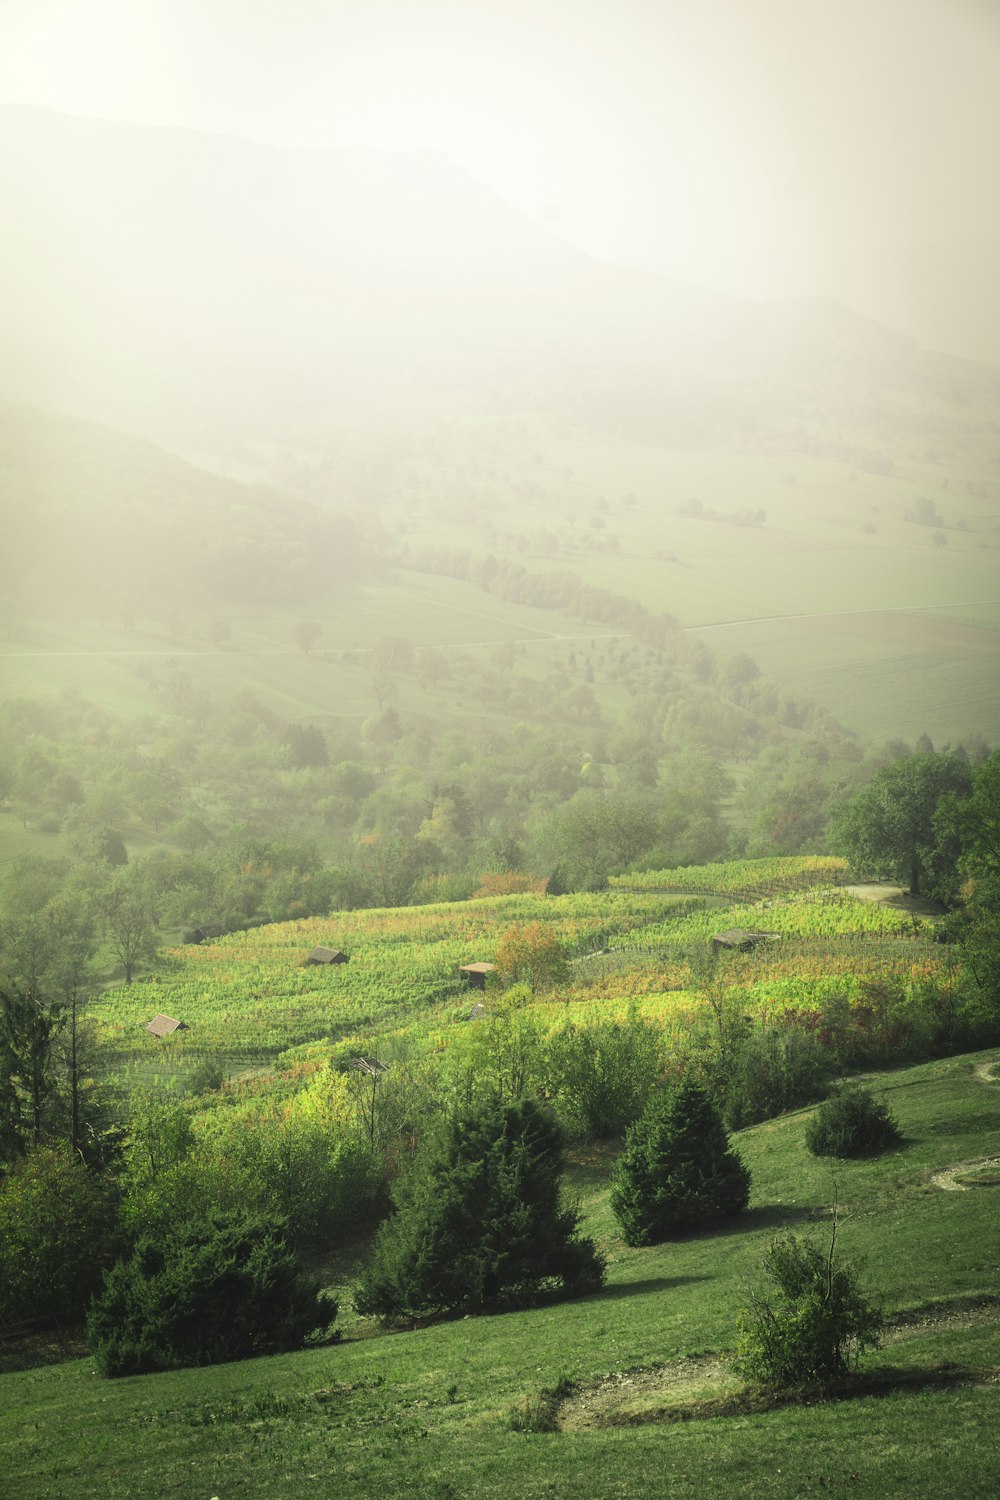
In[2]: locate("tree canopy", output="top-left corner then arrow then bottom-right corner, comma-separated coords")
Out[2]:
831,751 -> 973,896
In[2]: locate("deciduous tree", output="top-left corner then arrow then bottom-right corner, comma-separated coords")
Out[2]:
831,751 -> 972,896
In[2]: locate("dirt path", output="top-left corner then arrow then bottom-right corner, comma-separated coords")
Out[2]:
930,1156 -> 1000,1191
557,1302 -> 1000,1431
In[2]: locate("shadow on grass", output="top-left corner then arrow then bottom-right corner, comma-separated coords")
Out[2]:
691,1204 -> 819,1242
0,1324 -> 88,1376
593,1275 -> 712,1303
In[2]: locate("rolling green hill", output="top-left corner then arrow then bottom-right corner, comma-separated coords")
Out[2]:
2,1046 -> 997,1499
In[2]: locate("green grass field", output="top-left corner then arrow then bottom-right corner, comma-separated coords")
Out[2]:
0,574 -> 630,727
2,1049 -> 997,1498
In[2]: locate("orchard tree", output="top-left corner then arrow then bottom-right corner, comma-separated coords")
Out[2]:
293,620 -> 323,656
101,867 -> 158,984
831,751 -> 972,896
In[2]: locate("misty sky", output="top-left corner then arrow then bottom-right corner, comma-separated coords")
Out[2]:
3,0 -> 999,364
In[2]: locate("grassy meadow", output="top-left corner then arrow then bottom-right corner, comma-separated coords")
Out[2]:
2,1047 -> 997,1498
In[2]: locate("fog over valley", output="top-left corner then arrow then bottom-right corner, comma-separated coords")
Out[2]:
1,9 -> 999,1497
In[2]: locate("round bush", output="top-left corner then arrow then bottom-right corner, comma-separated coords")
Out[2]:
609,1079 -> 750,1246
87,1210 -> 335,1376
806,1085 -> 900,1158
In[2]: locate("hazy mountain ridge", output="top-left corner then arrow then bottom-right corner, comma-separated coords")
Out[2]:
2,105 -> 997,455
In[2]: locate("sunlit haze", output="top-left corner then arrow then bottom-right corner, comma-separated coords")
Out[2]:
2,0 -> 999,362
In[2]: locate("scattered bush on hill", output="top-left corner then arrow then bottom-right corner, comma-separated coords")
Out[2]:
355,1096 -> 604,1320
494,921 -> 569,991
735,1228 -> 883,1389
805,1085 -> 901,1158
87,1210 -> 335,1376
609,1079 -> 750,1246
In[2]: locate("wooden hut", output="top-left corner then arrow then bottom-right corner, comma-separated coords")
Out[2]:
147,1013 -> 187,1038
302,946 -> 349,966
188,923 -> 225,945
459,961 -> 496,990
711,929 -> 777,954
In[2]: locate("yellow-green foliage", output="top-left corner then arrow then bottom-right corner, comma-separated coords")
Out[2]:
90,861 -> 949,1102
610,854 -> 849,897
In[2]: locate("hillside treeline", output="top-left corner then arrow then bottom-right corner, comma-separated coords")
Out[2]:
0,666 -> 960,938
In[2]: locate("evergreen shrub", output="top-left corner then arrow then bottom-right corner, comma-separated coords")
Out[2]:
87,1210 -> 335,1376
805,1085 -> 900,1158
355,1096 -> 604,1319
609,1079 -> 750,1246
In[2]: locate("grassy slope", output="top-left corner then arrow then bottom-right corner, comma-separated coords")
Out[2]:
2,1050 -> 998,1498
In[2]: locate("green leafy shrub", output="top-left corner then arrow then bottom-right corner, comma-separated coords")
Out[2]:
0,1145 -> 119,1325
735,1231 -> 883,1388
355,1096 -> 604,1320
120,1113 -> 384,1249
721,1022 -> 834,1129
609,1079 -> 750,1246
87,1210 -> 335,1376
549,1013 -> 660,1139
805,1085 -> 900,1158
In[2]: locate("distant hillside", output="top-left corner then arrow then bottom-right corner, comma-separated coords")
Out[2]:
0,401 -> 361,615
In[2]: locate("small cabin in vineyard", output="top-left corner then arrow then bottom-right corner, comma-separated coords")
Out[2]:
147,1013 -> 188,1038
302,946 -> 349,966
187,923 -> 225,945
711,929 -> 779,954
459,961 -> 496,990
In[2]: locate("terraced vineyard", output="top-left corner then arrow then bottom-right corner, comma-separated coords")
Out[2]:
91,860 -> 952,1094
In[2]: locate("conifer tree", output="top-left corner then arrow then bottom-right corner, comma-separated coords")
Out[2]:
610,1079 -> 750,1246
355,1096 -> 604,1319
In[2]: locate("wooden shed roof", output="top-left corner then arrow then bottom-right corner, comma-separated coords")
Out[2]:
147,1013 -> 187,1037
302,946 -> 349,965
459,962 -> 497,974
